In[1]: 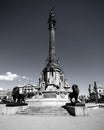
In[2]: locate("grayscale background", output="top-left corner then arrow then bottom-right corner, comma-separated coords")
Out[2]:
0,0 -> 104,95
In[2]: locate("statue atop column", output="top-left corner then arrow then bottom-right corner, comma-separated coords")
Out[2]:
48,7 -> 56,30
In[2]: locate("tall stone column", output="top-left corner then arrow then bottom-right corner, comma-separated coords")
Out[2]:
48,8 -> 57,64
39,8 -> 69,92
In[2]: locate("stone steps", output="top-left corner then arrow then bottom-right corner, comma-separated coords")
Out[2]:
17,106 -> 69,116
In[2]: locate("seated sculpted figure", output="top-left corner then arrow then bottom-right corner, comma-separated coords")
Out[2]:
68,84 -> 79,104
12,86 -> 26,103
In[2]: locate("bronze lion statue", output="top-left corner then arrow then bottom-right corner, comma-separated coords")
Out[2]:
12,86 -> 26,103
68,84 -> 79,104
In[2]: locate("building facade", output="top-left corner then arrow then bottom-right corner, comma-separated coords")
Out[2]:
19,84 -> 38,94
88,81 -> 104,102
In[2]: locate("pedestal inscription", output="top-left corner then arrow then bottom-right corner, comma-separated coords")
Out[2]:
43,92 -> 57,98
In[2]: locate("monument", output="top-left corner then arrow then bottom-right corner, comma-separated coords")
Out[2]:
1,9 -> 88,116
38,8 -> 70,100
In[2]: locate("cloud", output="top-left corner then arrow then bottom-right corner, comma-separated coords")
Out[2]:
0,72 -> 19,81
0,87 -> 4,90
18,76 -> 31,82
0,72 -> 31,81
22,76 -> 29,80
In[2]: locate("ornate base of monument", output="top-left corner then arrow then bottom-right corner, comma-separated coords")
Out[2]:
63,103 -> 88,116
26,93 -> 69,107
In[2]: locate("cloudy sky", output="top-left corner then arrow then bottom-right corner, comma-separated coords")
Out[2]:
0,0 -> 104,94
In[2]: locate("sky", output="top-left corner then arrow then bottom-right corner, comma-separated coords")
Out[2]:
0,0 -> 104,95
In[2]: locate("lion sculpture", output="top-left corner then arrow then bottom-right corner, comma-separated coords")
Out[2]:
12,86 -> 26,103
68,84 -> 79,104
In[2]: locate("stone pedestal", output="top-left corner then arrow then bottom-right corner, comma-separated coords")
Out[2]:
65,106 -> 88,116
1,106 -> 28,115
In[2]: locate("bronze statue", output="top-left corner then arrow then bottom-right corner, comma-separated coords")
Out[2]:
68,84 -> 79,104
12,86 -> 26,103
6,87 -> 27,107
